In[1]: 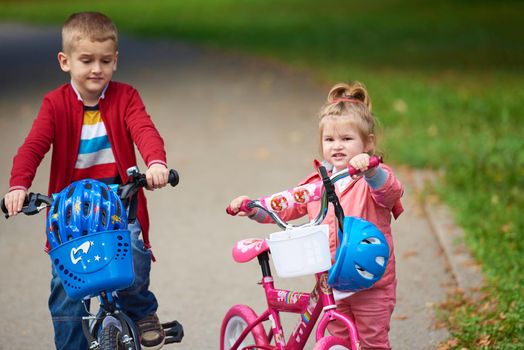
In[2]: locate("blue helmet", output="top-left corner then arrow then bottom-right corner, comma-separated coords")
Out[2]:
46,179 -> 127,249
328,216 -> 389,292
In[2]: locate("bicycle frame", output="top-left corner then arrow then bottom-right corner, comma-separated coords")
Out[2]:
234,273 -> 359,349
227,244 -> 360,350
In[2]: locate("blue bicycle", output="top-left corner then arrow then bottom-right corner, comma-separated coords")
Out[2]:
2,166 -> 184,350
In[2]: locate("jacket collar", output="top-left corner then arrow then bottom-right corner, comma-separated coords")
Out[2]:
70,80 -> 109,102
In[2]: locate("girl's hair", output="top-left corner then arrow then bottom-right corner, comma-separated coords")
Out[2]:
318,82 -> 377,154
62,12 -> 118,53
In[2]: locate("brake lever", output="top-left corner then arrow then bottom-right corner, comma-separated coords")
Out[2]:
23,193 -> 52,216
316,163 -> 345,234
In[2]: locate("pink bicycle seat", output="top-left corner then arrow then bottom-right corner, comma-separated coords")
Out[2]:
232,239 -> 270,263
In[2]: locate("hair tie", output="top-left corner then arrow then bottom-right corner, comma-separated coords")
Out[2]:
332,97 -> 361,104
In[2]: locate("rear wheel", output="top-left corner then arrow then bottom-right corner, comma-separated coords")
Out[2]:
313,336 -> 354,350
220,304 -> 269,350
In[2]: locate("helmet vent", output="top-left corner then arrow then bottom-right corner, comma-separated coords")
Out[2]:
101,209 -> 107,227
115,202 -> 122,216
53,198 -> 60,214
83,202 -> 90,217
84,182 -> 92,190
376,256 -> 385,267
355,264 -> 374,280
66,207 -> 72,225
101,187 -> 108,200
66,185 -> 76,198
52,223 -> 60,243
362,237 -> 381,245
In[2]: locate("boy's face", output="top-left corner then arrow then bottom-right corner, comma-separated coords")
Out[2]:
58,38 -> 118,105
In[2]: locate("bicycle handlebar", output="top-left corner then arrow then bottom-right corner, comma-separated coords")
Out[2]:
226,155 -> 382,230
1,193 -> 53,218
1,168 -> 180,219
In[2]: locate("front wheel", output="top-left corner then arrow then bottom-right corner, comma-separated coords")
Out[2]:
99,323 -> 124,350
220,304 -> 269,350
313,336 -> 355,350
98,315 -> 139,350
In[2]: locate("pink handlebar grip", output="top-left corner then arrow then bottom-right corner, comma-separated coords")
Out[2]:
347,155 -> 382,176
226,206 -> 237,216
226,199 -> 253,216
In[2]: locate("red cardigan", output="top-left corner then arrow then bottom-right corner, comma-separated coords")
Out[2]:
9,82 -> 167,251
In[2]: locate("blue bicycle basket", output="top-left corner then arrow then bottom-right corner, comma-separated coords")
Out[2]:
46,179 -> 134,300
328,216 -> 389,292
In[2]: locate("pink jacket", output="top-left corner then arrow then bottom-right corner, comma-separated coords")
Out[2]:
254,164 -> 403,288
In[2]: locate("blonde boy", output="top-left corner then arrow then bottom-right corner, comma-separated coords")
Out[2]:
4,12 -> 169,350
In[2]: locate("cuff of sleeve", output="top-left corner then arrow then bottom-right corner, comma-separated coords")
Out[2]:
248,208 -> 268,223
364,166 -> 387,189
147,160 -> 167,168
8,186 -> 28,193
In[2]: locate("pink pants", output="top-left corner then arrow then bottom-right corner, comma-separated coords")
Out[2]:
328,280 -> 397,350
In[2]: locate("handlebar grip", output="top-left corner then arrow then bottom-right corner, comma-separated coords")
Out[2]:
1,199 -> 7,217
347,155 -> 382,176
168,169 -> 180,187
226,206 -> 237,216
1,195 -> 32,219
226,199 -> 253,216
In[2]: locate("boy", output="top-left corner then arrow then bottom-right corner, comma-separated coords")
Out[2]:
4,12 -> 169,350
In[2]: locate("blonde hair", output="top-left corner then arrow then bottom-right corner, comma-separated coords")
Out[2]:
318,82 -> 378,154
62,12 -> 118,53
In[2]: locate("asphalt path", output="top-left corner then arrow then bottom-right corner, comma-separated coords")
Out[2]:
0,23 -> 452,349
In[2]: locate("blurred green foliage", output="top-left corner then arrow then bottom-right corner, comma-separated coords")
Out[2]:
1,0 -> 523,348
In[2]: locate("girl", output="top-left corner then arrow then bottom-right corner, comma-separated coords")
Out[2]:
229,82 -> 404,350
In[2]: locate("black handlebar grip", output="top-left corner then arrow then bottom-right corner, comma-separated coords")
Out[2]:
168,169 -> 180,187
1,199 -> 7,217
1,196 -> 30,218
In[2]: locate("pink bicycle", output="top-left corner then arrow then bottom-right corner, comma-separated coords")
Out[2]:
221,157 -> 386,350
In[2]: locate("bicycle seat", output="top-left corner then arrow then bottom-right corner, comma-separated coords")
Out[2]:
232,239 -> 270,263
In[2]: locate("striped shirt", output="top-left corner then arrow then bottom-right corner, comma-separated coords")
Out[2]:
71,105 -> 121,184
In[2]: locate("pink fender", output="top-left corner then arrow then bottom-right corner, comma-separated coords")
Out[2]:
232,239 -> 270,263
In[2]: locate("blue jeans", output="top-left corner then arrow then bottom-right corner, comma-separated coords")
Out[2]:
48,220 -> 158,350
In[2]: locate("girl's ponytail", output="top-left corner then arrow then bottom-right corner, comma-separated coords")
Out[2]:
327,82 -> 372,110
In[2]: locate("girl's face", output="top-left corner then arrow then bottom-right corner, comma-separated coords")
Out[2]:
321,119 -> 373,170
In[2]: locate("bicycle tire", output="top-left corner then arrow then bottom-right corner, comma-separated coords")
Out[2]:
312,336 -> 353,350
98,318 -> 139,350
220,304 -> 269,350
99,323 -> 123,350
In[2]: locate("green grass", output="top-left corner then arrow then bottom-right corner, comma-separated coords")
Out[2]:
1,0 -> 523,348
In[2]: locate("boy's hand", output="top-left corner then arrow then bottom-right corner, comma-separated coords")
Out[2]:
145,163 -> 169,190
230,195 -> 255,216
349,153 -> 378,178
3,189 -> 27,216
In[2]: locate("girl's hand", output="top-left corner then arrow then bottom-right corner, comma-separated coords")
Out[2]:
349,153 -> 378,178
145,163 -> 169,190
230,195 -> 255,216
3,189 -> 27,217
